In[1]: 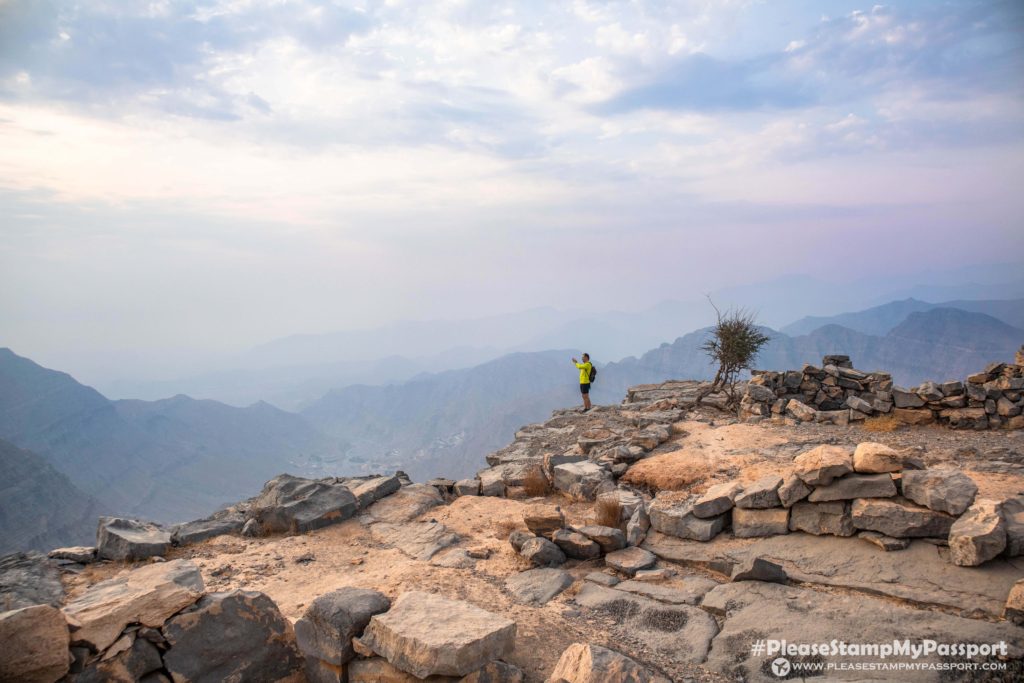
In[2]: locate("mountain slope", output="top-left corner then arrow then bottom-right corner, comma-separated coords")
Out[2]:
0,348 -> 351,527
0,438 -> 101,553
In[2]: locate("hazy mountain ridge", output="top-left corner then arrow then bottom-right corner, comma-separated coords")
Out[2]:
782,297 -> 1024,337
0,349 -> 354,530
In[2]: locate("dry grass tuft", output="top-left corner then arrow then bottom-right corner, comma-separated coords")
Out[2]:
594,496 -> 622,528
863,414 -> 901,433
522,467 -> 552,497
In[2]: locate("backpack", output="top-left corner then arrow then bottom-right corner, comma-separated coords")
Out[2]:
589,365 -> 597,383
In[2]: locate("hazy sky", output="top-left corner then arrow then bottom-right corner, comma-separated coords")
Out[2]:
2,0 -> 1023,374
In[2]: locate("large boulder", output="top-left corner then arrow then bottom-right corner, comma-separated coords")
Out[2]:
577,525 -> 626,553
649,495 -> 727,542
504,568 -> 573,605
0,551 -> 64,610
295,587 -> 391,665
734,476 -> 782,509
170,510 -> 245,546
360,591 -> 516,678
692,482 -> 742,518
63,559 -> 204,652
731,507 -> 789,538
248,474 -> 358,533
792,445 -> 853,486
852,442 -> 904,473
806,474 -> 897,502
551,529 -> 601,560
603,547 -> 657,576
96,517 -> 171,561
163,589 -> 303,682
788,501 -> 854,536
552,462 -> 613,500
520,537 -> 566,567
850,497 -> 956,538
522,504 -> 565,538
901,469 -> 978,516
0,604 -> 69,683
548,643 -> 670,683
949,500 -> 1007,567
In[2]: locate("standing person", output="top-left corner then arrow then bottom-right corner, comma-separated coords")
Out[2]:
572,353 -> 593,412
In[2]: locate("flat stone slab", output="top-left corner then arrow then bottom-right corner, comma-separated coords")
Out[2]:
365,484 -> 444,524
703,581 -> 1024,682
643,531 -> 1024,617
370,521 -> 459,561
63,558 -> 205,652
504,568 -> 573,605
614,576 -> 720,606
571,583 -> 719,664
361,591 -> 515,678
605,547 -> 656,576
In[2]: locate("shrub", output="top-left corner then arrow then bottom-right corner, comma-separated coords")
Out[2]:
700,298 -> 770,407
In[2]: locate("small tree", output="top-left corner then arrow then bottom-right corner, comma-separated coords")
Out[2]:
700,297 -> 770,406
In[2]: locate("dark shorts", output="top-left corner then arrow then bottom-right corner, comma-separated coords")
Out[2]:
580,382 -> 591,394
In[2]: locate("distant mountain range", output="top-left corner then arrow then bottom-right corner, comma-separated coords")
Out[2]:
782,298 -> 1024,337
0,348 -> 350,529
301,307 -> 1023,482
2,297 -> 1021,553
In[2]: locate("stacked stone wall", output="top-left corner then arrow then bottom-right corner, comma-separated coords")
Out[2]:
741,355 -> 1024,430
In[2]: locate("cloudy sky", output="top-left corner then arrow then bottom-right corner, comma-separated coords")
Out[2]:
1,0 -> 1023,378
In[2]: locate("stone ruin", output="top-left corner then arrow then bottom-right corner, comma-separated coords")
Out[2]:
638,442 -> 1022,569
740,354 -> 1024,430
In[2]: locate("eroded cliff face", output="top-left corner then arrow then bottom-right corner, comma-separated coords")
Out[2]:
4,373 -> 1024,682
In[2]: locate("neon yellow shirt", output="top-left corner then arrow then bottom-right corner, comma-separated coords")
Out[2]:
575,361 -> 592,384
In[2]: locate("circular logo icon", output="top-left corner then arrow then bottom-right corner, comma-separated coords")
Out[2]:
771,657 -> 791,677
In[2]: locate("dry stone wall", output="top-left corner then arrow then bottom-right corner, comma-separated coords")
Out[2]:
643,442 -> 1024,569
741,355 -> 1024,430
